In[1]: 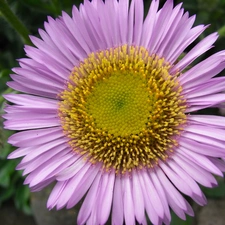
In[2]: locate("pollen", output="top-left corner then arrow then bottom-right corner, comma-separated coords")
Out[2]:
58,45 -> 186,174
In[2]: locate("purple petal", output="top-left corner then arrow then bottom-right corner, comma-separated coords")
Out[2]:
8,127 -> 64,147
172,32 -> 217,72
97,172 -> 115,225
66,164 -> 101,209
173,154 -> 217,187
141,0 -> 159,48
132,170 -> 145,223
112,176 -> 124,225
123,175 -> 135,225
177,147 -> 223,176
77,173 -> 101,225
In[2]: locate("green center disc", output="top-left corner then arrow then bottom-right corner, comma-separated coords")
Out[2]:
86,72 -> 150,136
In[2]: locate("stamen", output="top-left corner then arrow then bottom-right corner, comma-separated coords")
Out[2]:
58,45 -> 186,174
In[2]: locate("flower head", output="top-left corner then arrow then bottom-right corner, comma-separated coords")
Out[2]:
4,0 -> 225,224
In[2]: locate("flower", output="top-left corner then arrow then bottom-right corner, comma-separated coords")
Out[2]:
4,0 -> 225,224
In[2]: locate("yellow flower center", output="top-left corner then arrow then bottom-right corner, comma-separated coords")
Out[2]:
58,45 -> 186,174
86,71 -> 150,136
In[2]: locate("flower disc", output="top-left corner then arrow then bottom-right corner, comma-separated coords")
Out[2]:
58,45 -> 186,173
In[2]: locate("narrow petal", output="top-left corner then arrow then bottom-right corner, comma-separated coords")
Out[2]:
66,164 -> 101,209
151,172 -> 171,224
138,171 -> 160,225
177,147 -> 223,176
173,154 -> 217,187
47,181 -> 67,209
8,127 -> 64,147
112,176 -> 124,225
142,170 -> 164,219
123,176 -> 135,225
188,114 -> 225,128
97,172 -> 115,225
132,170 -> 145,223
141,0 -> 159,48
172,33 -> 218,72
77,173 -> 101,225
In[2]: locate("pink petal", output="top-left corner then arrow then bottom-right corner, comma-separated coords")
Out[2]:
112,176 -> 124,225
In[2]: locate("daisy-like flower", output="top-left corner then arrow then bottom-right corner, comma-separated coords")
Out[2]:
4,0 -> 225,224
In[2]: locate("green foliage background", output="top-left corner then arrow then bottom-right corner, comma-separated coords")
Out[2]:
0,0 -> 225,224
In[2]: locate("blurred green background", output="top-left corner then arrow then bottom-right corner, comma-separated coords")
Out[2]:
1,0 -> 225,224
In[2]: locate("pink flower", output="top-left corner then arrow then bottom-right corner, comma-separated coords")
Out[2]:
4,0 -> 225,224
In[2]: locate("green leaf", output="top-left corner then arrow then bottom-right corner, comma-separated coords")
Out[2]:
0,68 -> 11,78
0,0 -> 32,45
14,184 -> 31,214
218,25 -> 225,37
0,128 -> 14,159
0,160 -> 17,187
0,185 -> 14,205
21,0 -> 60,15
0,160 -> 16,187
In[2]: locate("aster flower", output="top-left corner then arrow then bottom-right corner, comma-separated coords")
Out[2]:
4,0 -> 225,224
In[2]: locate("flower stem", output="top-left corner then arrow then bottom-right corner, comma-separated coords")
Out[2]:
0,0 -> 32,45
